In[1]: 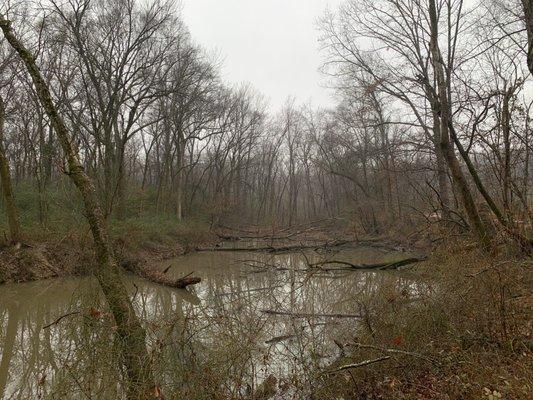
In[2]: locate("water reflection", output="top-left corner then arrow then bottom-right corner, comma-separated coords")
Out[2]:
0,247 -> 427,399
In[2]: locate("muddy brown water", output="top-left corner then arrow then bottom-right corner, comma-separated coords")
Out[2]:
0,246 -> 426,399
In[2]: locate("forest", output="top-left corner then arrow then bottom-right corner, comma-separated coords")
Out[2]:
0,0 -> 531,399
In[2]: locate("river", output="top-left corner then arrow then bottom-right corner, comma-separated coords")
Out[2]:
0,245 -> 426,399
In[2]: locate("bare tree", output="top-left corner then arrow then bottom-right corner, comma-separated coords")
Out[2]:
0,94 -> 21,243
0,13 -> 157,399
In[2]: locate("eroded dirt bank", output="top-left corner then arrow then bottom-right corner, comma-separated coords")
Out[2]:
0,222 -> 412,284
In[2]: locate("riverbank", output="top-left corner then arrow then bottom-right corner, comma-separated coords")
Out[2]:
314,241 -> 532,399
0,218 -> 413,284
0,221 -> 531,399
0,215 -> 218,284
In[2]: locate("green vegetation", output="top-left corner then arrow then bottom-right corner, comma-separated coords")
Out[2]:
0,183 -> 214,285
0,182 -> 212,247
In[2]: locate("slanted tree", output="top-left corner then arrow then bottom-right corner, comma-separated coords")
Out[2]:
427,0 -> 492,250
0,14 -> 158,400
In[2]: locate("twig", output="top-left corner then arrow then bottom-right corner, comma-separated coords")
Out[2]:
132,282 -> 139,302
350,343 -> 441,366
265,334 -> 297,344
178,271 -> 194,280
465,260 -> 514,277
217,285 -> 283,296
42,311 -> 80,329
328,356 -> 391,373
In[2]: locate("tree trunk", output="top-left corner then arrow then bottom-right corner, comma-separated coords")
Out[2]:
0,95 -> 22,244
522,0 -> 533,76
432,110 -> 451,221
0,16 -> 157,399
428,0 -> 492,250
175,139 -> 186,221
501,88 -> 512,216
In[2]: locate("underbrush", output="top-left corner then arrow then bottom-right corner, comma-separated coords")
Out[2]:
314,241 -> 532,399
108,214 -> 214,254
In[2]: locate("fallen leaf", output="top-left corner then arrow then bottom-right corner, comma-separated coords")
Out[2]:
153,385 -> 164,398
393,336 -> 404,346
88,307 -> 102,319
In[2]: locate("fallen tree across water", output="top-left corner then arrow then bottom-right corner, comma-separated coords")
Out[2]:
308,256 -> 426,270
197,240 -> 350,253
261,309 -> 362,319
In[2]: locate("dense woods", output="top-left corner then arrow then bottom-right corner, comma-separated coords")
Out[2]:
0,0 -> 531,399
0,0 -> 531,248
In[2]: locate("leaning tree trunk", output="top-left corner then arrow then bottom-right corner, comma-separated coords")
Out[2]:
0,16 -> 157,399
449,123 -> 533,253
0,95 -> 22,244
428,0 -> 492,250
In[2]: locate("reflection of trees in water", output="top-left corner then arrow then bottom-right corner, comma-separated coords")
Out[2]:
0,250 -> 430,398
0,278 -> 122,398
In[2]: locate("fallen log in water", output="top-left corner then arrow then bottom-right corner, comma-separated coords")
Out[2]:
261,309 -> 362,319
144,272 -> 201,289
309,256 -> 426,270
120,259 -> 201,289
197,240 -> 349,253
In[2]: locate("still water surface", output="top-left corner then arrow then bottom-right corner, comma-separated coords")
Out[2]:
0,246 -> 425,399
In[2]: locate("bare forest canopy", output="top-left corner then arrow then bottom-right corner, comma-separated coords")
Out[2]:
0,0 -> 530,251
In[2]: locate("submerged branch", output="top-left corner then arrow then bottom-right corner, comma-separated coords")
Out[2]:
309,256 -> 426,270
42,311 -> 81,330
196,240 -> 350,253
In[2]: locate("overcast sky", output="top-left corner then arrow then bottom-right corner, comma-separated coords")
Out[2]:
182,0 -> 343,111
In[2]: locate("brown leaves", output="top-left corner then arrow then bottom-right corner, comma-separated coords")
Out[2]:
88,307 -> 102,319
153,385 -> 164,399
392,336 -> 404,346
